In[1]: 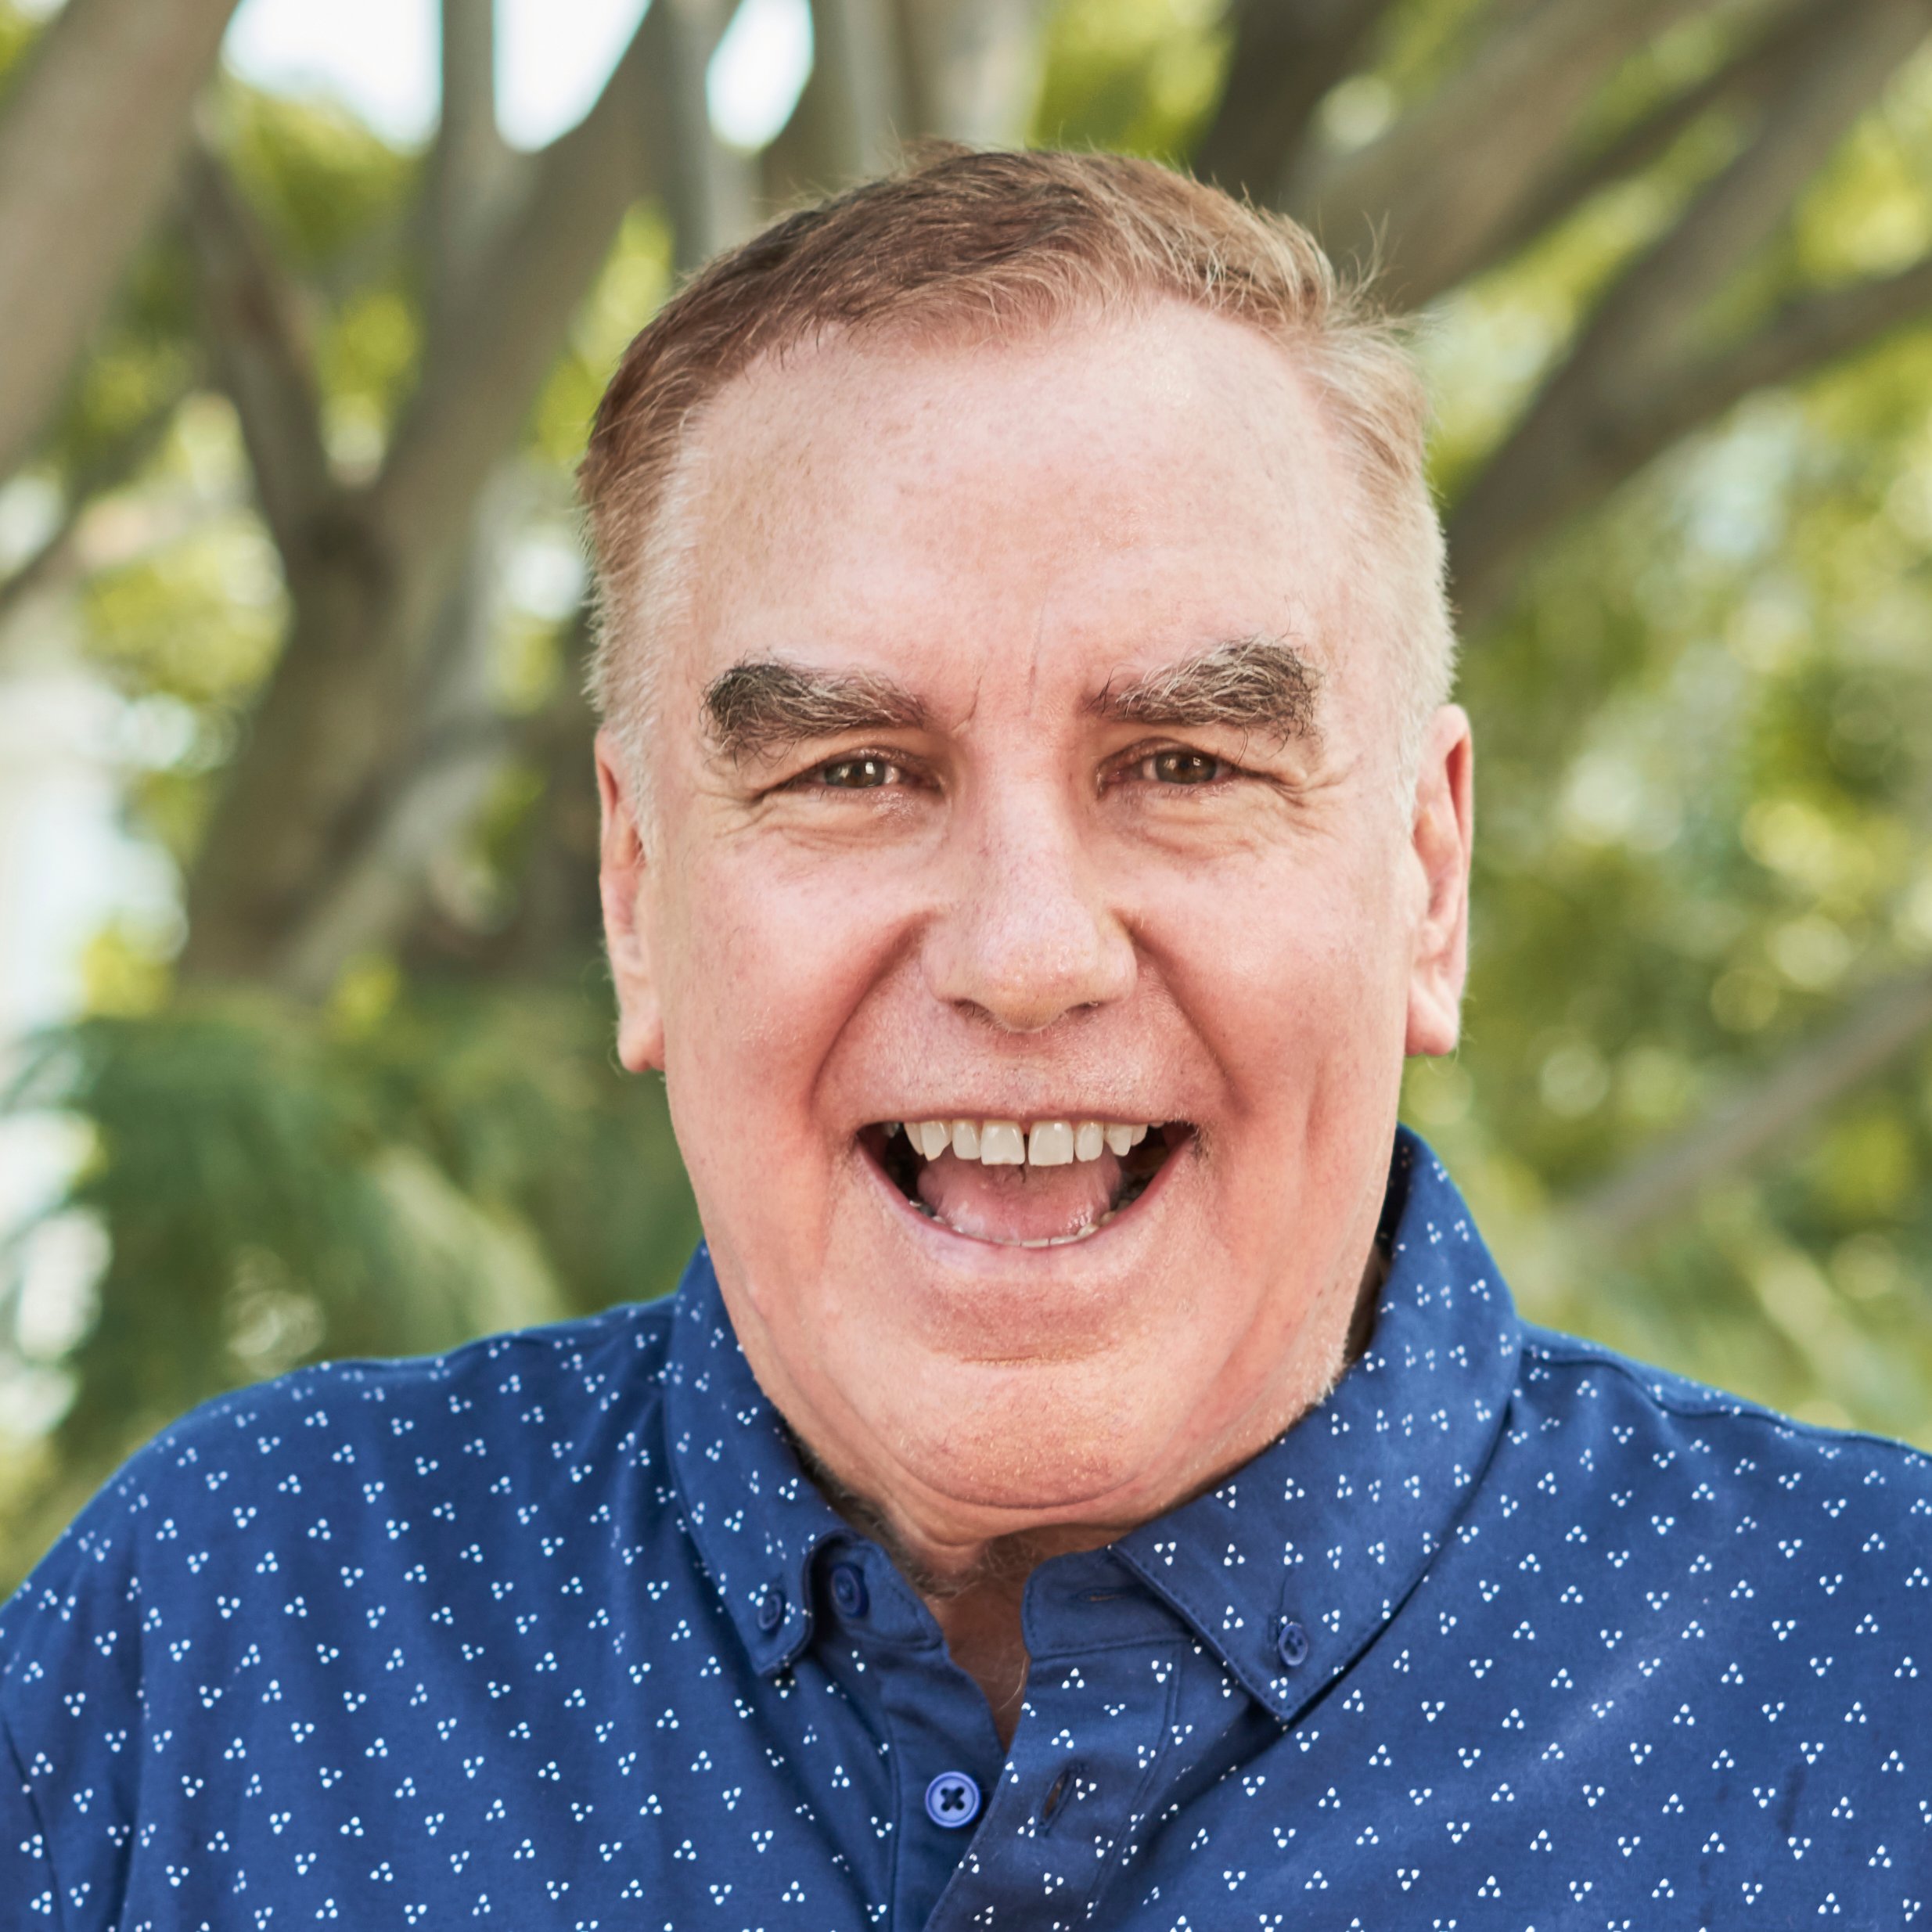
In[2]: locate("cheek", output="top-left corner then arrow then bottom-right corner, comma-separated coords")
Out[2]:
1141,836 -> 1411,1124
650,857 -> 847,1290
653,840 -> 916,1133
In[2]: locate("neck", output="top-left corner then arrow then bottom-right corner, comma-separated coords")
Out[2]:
789,1239 -> 1388,1749
792,1443 -> 1117,1747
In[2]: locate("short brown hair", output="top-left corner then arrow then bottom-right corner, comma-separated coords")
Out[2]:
581,146 -> 1453,791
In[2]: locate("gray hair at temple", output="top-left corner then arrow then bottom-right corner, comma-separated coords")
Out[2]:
578,144 -> 1456,812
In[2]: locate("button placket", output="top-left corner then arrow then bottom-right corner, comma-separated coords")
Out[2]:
923,1635 -> 1185,1931
837,1565 -> 1006,1930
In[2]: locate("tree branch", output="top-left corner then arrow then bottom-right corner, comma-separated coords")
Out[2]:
426,0 -> 512,317
1470,0 -> 1829,283
491,619 -> 603,973
763,0 -> 907,207
1573,0 -> 1924,386
891,0 -> 1047,142
274,713 -> 517,998
181,526 -> 399,980
366,15 -> 664,585
183,15 -> 666,987
0,0 -> 243,480
264,472 -> 521,995
1284,0 -> 1722,308
1513,246 -> 1932,549
0,385 -> 185,632
1682,250 -> 1932,407
1567,970 -> 1932,1243
1191,0 -> 1401,203
1448,0 -> 1932,627
180,142 -> 334,565
641,0 -> 756,272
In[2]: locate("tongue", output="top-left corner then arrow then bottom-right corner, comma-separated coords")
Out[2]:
916,1147 -> 1123,1243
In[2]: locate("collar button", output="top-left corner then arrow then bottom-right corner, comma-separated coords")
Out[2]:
756,1585 -> 787,1633
1275,1617 -> 1311,1668
829,1562 -> 869,1618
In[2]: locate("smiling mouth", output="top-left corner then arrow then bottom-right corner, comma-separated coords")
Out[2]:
864,1116 -> 1189,1247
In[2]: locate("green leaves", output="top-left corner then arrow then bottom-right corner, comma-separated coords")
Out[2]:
0,984 -> 700,1585
1414,324 -> 1932,1448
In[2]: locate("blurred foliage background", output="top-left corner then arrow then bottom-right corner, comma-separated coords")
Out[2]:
5,0 -> 1932,1588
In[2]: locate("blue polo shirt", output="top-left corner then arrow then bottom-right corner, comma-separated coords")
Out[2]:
5,1131 -> 1929,1929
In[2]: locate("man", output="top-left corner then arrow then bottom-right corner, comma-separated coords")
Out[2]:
4,148 -> 1927,1930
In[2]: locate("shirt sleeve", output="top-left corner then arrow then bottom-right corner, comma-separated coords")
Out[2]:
2,1704 -> 66,1927
0,1473 -> 152,1932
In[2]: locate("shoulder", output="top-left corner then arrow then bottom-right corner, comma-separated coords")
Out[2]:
1517,1321 -> 1930,1476
1503,1322 -> 1932,1576
1,1297 -> 677,1681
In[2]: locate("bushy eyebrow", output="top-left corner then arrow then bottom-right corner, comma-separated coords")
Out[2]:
1091,637 -> 1323,743
702,636 -> 1320,765
703,660 -> 926,762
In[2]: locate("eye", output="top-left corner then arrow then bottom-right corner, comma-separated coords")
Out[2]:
1133,749 -> 1229,786
810,754 -> 904,790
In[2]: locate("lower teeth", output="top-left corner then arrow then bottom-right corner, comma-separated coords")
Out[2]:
886,1124 -> 1167,1246
908,1203 -> 1116,1247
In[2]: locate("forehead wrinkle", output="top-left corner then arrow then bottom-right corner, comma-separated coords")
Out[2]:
1091,636 -> 1323,745
703,659 -> 927,764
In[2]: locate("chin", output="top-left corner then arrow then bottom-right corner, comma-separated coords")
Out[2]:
878,1347 -> 1206,1520
703,1096 -> 1373,1543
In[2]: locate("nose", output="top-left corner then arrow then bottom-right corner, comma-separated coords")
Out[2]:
921,780 -> 1137,1034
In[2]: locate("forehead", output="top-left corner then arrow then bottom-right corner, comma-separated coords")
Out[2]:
671,301 -> 1355,706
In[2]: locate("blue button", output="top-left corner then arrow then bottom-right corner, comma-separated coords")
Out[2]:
1276,1617 -> 1310,1668
924,1771 -> 981,1828
755,1586 -> 786,1632
829,1563 -> 869,1618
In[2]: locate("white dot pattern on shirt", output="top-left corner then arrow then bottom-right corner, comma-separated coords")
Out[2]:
3,1131 -> 1928,1928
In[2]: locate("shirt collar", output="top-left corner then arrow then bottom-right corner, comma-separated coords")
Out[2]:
664,1128 -> 1520,1710
660,1253 -> 847,1675
1114,1128 -> 1520,1722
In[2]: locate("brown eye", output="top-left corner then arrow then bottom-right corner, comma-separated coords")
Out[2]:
1141,750 -> 1224,786
818,756 -> 898,789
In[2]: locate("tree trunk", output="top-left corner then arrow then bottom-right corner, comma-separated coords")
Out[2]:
1193,0 -> 1402,203
894,0 -> 1047,143
182,19 -> 666,991
644,0 -> 757,270
763,0 -> 908,204
0,0 -> 243,480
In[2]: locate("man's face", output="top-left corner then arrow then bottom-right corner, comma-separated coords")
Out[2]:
599,303 -> 1471,1555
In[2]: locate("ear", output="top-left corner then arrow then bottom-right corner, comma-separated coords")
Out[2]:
596,729 -> 667,1072
1403,705 -> 1475,1059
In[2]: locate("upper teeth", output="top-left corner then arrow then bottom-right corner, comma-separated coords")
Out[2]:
895,1119 -> 1149,1164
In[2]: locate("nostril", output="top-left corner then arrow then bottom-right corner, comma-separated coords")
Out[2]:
924,901 -> 1139,1034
